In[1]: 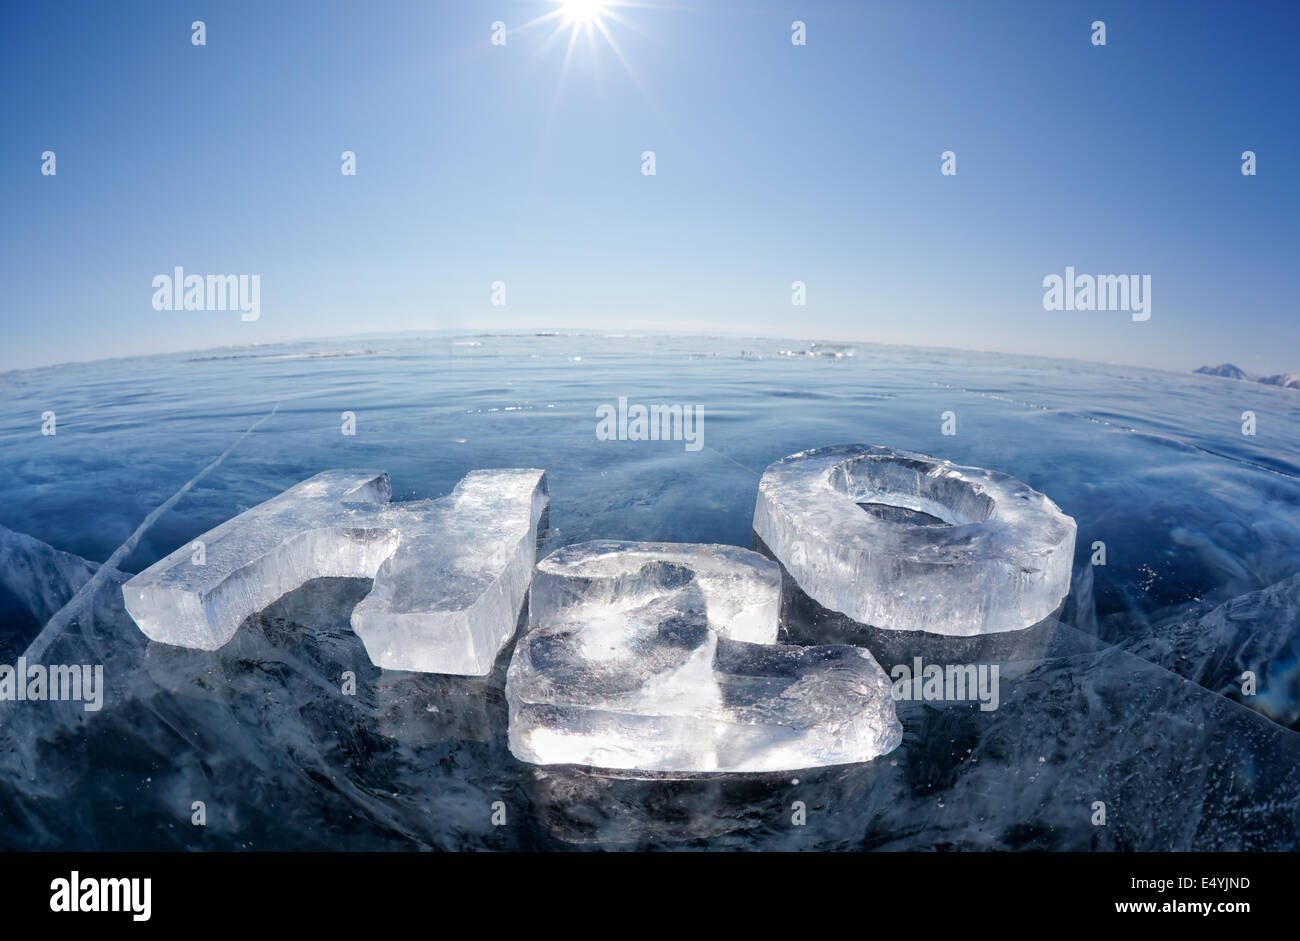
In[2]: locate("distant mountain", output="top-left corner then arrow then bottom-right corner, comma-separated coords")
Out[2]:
1194,364 -> 1300,390
1260,373 -> 1300,390
1194,363 -> 1255,380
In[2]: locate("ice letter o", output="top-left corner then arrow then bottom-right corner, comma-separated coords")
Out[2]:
753,445 -> 1076,635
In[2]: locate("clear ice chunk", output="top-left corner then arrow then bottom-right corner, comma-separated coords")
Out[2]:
753,445 -> 1076,635
122,468 -> 548,675
351,469 -> 549,675
506,540 -> 902,773
526,540 -> 780,646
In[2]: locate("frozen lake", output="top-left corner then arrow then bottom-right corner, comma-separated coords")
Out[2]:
1,333 -> 1298,849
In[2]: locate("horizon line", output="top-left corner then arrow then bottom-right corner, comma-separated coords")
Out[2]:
0,326 -> 1269,383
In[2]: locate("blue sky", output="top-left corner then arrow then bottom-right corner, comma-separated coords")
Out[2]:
2,0 -> 1297,373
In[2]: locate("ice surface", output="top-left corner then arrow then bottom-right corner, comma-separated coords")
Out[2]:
4,526 -> 1300,849
121,468 -> 547,675
5,336 -> 1300,849
0,522 -> 102,626
506,541 -> 902,773
753,445 -> 1077,635
1098,571 -> 1300,730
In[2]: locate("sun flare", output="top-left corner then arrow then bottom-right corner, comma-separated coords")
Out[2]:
518,0 -> 656,115
559,0 -> 609,25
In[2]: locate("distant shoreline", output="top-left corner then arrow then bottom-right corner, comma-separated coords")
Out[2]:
1194,363 -> 1300,391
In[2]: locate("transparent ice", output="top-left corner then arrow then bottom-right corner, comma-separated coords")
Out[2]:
351,469 -> 549,675
506,540 -> 902,773
753,445 -> 1077,635
122,468 -> 548,675
1,522 -> 104,627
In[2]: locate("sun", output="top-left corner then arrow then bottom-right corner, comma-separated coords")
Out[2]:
516,0 -> 660,118
558,0 -> 609,25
